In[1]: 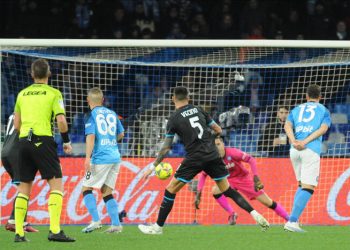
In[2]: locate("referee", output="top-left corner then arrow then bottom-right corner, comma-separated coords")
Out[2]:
13,58 -> 75,243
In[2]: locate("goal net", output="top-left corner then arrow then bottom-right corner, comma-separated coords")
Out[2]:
1,40 -> 349,226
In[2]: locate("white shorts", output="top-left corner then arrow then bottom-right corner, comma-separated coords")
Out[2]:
290,148 -> 320,186
82,163 -> 120,189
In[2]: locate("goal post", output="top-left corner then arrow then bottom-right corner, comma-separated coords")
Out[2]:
0,39 -> 349,226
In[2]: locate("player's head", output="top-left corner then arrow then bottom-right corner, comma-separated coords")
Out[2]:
306,84 -> 321,101
172,86 -> 189,104
31,58 -> 51,81
87,87 -> 104,108
277,105 -> 289,123
214,136 -> 225,158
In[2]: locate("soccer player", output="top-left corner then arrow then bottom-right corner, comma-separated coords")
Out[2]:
81,87 -> 125,233
195,137 -> 289,225
13,58 -> 75,242
1,114 -> 38,233
284,84 -> 331,232
138,87 -> 269,234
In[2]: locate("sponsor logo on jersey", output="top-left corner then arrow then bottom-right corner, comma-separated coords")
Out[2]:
23,91 -> 47,96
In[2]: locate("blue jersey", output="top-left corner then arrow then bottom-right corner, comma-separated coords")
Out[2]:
287,102 -> 331,155
85,106 -> 124,164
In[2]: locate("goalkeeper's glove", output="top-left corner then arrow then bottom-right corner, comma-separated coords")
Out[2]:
253,175 -> 264,192
194,191 -> 202,210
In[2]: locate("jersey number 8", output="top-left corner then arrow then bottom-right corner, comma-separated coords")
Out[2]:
96,114 -> 116,136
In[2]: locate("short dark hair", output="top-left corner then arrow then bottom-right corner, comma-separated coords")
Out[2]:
307,84 -> 321,99
278,105 -> 289,111
174,86 -> 189,101
31,58 -> 50,79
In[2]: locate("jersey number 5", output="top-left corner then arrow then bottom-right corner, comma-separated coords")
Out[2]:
189,116 -> 203,139
96,114 -> 116,136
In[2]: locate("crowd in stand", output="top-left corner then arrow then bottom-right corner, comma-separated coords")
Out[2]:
1,0 -> 350,40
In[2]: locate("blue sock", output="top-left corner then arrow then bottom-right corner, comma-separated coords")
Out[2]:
289,189 -> 313,222
83,191 -> 100,222
104,195 -> 121,226
293,186 -> 302,205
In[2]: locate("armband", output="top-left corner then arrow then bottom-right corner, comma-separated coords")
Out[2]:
60,131 -> 70,143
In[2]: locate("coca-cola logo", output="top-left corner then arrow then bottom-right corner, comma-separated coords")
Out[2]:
327,167 -> 350,221
0,160 -> 160,223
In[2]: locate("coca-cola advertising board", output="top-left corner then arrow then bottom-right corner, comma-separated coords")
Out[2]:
1,157 -> 349,225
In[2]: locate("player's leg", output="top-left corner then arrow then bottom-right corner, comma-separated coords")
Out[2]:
211,185 -> 237,225
81,164 -> 101,232
256,193 -> 289,221
290,150 -> 318,220
138,178 -> 186,234
101,163 -> 123,233
139,159 -> 196,234
205,158 -> 269,230
285,149 -> 319,232
15,182 -> 32,241
14,139 -> 37,242
35,137 -> 74,242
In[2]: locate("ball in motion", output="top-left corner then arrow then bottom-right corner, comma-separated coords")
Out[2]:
155,162 -> 173,180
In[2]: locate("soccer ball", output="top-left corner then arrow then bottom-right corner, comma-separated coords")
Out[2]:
155,162 -> 173,180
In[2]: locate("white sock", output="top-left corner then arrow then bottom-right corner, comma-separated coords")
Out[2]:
250,210 -> 259,218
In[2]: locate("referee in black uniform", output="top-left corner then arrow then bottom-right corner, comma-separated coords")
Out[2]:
138,86 -> 269,234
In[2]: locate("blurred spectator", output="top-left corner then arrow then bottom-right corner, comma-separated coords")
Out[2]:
1,0 -> 350,39
72,0 -> 93,38
306,2 -> 332,39
258,105 -> 290,157
109,7 -> 130,38
134,1 -> 155,34
167,22 -> 186,39
331,20 -> 348,40
240,0 -> 266,38
215,14 -> 239,39
283,9 -> 304,39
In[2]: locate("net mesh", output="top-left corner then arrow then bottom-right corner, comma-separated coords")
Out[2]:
1,44 -> 349,225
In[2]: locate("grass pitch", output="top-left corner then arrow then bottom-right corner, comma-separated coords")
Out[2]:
1,225 -> 349,250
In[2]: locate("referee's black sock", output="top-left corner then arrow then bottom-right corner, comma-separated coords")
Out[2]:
223,187 -> 254,213
156,189 -> 176,227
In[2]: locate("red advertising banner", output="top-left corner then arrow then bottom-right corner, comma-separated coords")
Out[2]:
1,158 -> 349,225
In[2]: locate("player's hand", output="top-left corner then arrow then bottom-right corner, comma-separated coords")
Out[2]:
63,143 -> 73,154
142,168 -> 154,181
253,175 -> 264,192
84,157 -> 91,172
194,191 -> 202,209
293,140 -> 305,151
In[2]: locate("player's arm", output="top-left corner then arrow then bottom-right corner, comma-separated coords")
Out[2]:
229,148 -> 264,191
142,137 -> 174,180
56,114 -> 72,154
53,90 -> 72,154
210,122 -> 222,137
300,124 -> 329,147
14,112 -> 21,131
116,117 -> 125,142
284,120 -> 296,145
300,109 -> 331,148
85,134 -> 95,172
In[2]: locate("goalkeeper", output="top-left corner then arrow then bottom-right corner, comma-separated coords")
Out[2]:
195,137 -> 289,224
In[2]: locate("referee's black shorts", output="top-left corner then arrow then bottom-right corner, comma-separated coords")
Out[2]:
174,157 -> 229,183
18,135 -> 62,182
